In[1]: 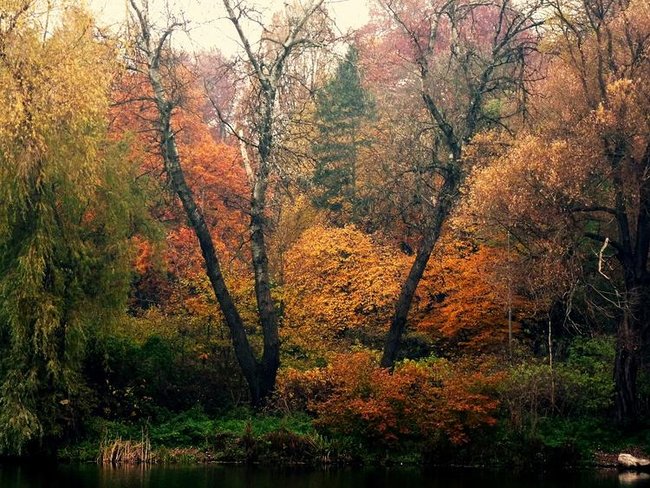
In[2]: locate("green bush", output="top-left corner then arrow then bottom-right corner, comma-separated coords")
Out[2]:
499,336 -> 615,433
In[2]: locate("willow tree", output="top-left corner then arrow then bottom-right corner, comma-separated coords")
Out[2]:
0,2 -> 143,453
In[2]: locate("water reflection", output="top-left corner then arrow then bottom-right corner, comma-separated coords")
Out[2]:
0,464 -> 648,488
619,472 -> 650,486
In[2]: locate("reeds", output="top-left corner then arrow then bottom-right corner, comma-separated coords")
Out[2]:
98,429 -> 154,465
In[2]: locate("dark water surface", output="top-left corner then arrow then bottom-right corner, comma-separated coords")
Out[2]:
1,464 -> 649,488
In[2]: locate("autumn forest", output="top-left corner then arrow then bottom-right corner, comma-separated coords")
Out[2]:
0,0 -> 649,468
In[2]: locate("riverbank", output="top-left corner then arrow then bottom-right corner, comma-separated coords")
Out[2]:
55,408 -> 650,470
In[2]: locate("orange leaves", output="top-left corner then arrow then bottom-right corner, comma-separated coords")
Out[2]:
281,226 -> 409,360
110,61 -> 255,322
132,237 -> 154,275
277,351 -> 500,446
281,226 -> 533,358
411,238 -> 533,353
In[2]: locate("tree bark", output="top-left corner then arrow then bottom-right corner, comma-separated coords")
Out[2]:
614,283 -> 648,427
610,142 -> 650,426
129,0 -> 280,406
250,165 -> 280,402
381,166 -> 460,368
614,316 -> 639,426
152,93 -> 267,405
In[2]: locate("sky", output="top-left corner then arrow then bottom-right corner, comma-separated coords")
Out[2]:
89,0 -> 371,56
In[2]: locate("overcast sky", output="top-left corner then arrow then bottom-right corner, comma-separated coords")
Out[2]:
89,0 -> 371,55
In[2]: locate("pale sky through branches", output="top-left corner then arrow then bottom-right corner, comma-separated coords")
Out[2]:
89,0 -> 370,55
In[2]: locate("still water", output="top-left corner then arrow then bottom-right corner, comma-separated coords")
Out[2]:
0,464 -> 649,488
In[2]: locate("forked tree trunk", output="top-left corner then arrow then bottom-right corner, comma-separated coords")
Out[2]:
159,116 -> 269,405
130,3 -> 281,405
154,99 -> 272,405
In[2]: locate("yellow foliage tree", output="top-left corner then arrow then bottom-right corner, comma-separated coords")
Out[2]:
282,226 -> 408,364
0,1 -> 144,452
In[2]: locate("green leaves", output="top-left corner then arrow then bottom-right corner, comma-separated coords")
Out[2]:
311,46 -> 374,223
0,1 -> 145,454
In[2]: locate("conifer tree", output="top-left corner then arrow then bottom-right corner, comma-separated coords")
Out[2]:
312,46 -> 372,224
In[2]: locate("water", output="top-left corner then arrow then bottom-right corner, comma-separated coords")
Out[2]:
0,464 -> 648,488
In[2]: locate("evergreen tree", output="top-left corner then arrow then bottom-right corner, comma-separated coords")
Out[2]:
312,46 -> 373,224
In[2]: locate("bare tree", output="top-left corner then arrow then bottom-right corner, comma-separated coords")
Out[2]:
127,0 -> 331,406
376,0 -> 544,368
220,0 -> 329,383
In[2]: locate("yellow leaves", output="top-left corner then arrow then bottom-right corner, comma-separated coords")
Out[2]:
594,80 -> 649,155
281,225 -> 409,361
0,2 -> 117,209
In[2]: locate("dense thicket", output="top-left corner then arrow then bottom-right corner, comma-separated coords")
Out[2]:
0,1 -> 148,453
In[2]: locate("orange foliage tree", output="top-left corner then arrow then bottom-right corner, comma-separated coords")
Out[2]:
110,66 -> 254,316
412,238 -> 534,353
464,0 -> 650,424
354,0 -> 544,369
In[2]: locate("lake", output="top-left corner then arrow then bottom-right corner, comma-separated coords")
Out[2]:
0,464 -> 649,488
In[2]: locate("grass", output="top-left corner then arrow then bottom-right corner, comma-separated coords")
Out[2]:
58,407 -> 650,468
59,407 -> 327,465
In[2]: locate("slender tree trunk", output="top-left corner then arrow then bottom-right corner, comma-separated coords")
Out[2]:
147,66 -> 268,406
247,95 -> 281,403
380,167 -> 460,368
614,316 -> 638,426
129,0 -> 288,407
239,129 -> 280,399
381,230 -> 438,368
614,283 -> 648,427
250,174 -> 280,402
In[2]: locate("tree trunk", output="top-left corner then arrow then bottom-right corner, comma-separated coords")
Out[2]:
614,283 -> 648,427
380,230 -> 438,368
610,140 -> 650,426
129,0 -> 284,407
380,168 -> 460,368
614,324 -> 638,427
250,174 -> 280,403
148,67 -> 271,406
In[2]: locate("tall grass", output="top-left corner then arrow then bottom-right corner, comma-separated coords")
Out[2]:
99,429 -> 154,465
